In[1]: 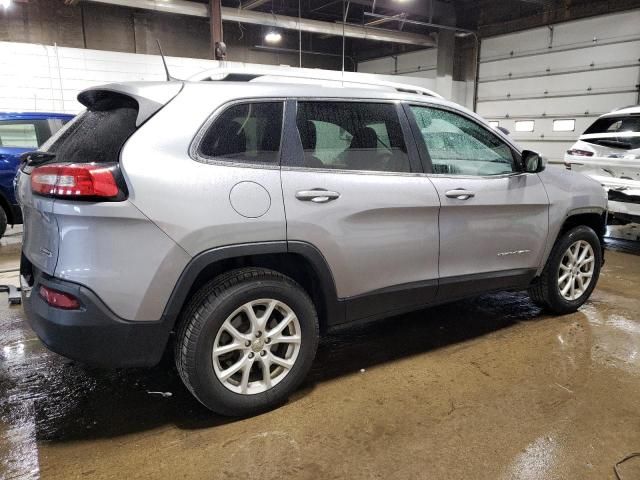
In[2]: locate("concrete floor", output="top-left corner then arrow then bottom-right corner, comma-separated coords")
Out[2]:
1,229 -> 640,479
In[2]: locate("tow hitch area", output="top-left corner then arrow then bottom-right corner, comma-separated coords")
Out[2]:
0,284 -> 22,305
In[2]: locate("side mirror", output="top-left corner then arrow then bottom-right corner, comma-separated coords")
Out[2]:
522,150 -> 546,173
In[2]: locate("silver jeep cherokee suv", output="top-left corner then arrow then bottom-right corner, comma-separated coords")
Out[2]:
17,76 -> 607,416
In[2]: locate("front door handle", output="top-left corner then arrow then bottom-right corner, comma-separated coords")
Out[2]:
295,189 -> 341,203
445,189 -> 475,200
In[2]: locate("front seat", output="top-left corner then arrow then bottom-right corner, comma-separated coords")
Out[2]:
345,126 -> 379,170
299,120 -> 324,168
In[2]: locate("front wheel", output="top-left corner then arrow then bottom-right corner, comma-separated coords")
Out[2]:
175,268 -> 319,416
528,225 -> 602,314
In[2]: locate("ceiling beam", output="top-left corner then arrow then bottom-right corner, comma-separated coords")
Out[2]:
240,0 -> 270,10
82,0 -> 436,47
365,12 -> 406,26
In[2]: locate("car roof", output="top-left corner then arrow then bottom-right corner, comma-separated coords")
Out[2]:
601,105 -> 640,117
0,112 -> 75,121
189,66 -> 443,99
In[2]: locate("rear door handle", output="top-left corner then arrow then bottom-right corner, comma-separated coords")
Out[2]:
295,189 -> 340,203
445,189 -> 475,200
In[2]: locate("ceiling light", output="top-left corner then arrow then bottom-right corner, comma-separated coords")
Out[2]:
0,0 -> 12,9
265,31 -> 282,44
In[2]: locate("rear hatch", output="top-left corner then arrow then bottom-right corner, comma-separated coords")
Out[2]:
17,82 -> 182,276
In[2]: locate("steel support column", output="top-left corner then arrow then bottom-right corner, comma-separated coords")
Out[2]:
209,0 -> 224,60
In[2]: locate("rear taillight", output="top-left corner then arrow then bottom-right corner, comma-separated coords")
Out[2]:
39,285 -> 80,310
31,163 -> 125,200
566,149 -> 594,157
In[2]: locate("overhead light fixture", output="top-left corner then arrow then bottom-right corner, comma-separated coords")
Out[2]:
1,0 -> 12,9
265,31 -> 282,44
393,0 -> 412,3
455,31 -> 473,38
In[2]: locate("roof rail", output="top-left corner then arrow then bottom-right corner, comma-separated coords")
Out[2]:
188,67 -> 443,99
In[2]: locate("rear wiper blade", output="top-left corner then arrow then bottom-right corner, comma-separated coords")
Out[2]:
594,139 -> 632,149
20,151 -> 56,167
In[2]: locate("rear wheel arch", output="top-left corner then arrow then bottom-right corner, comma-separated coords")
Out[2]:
164,242 -> 341,336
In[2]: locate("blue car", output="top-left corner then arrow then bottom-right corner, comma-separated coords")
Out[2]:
0,112 -> 74,238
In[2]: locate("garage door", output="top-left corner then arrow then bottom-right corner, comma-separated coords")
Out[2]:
476,9 -> 640,165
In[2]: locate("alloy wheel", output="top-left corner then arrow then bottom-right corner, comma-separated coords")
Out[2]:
212,299 -> 302,395
558,240 -> 595,301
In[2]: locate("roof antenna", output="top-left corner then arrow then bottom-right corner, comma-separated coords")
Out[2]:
156,39 -> 176,81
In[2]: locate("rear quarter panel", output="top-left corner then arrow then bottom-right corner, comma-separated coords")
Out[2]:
119,83 -> 287,256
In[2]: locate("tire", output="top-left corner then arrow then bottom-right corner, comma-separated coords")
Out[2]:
175,267 -> 319,416
0,207 -> 7,239
528,225 -> 602,314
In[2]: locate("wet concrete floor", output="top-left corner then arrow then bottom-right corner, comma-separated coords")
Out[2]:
1,232 -> 640,479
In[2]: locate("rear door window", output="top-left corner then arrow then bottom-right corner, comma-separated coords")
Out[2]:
295,102 -> 410,173
197,102 -> 284,165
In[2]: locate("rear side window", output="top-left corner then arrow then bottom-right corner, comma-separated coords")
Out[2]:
583,115 -> 640,149
0,122 -> 38,148
0,119 -> 65,149
42,94 -> 138,164
198,102 -> 283,165
296,102 -> 410,173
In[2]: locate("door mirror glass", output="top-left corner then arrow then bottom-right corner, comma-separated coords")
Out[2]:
522,150 -> 546,173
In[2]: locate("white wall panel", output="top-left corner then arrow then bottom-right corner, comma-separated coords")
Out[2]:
479,41 -> 640,81
358,49 -> 438,76
0,41 -> 439,114
478,67 -> 639,99
481,10 -> 640,59
477,9 -> 640,163
478,92 -> 637,118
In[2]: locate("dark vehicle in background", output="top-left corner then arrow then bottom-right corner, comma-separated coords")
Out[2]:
0,112 -> 73,238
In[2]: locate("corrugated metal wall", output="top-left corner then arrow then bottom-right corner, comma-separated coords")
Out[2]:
477,9 -> 640,164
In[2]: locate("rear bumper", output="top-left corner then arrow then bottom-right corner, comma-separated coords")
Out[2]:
21,256 -> 172,368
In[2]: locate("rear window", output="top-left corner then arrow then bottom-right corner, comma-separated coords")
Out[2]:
42,94 -> 138,163
583,115 -> 640,149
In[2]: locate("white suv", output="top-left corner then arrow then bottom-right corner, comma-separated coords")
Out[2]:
565,105 -> 640,224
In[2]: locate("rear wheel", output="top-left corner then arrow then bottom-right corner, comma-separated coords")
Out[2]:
175,268 -> 319,416
528,225 -> 602,314
0,207 -> 7,239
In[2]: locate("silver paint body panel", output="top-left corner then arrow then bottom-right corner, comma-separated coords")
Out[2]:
281,169 -> 440,298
